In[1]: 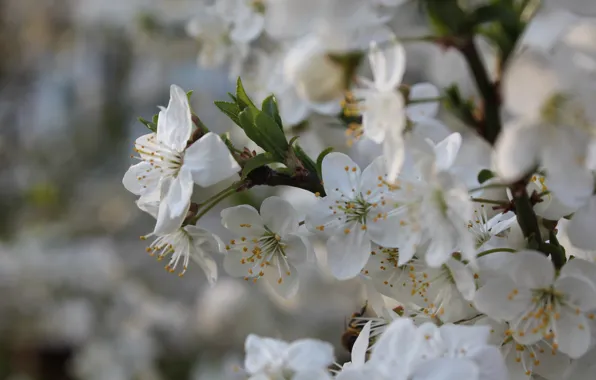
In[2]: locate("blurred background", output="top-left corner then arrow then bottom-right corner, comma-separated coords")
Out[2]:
0,1 -> 369,379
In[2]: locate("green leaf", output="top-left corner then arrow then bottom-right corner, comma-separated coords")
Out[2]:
255,111 -> 289,157
238,108 -> 288,160
262,95 -> 283,130
241,152 -> 279,179
477,169 -> 495,184
424,0 -> 470,36
152,113 -> 159,126
138,117 -> 157,133
214,101 -> 241,126
236,77 -> 256,110
316,147 -> 334,180
227,92 -> 238,103
186,90 -> 194,101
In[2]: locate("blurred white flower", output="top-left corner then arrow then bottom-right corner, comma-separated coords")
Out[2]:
244,334 -> 334,380
352,40 -> 407,182
284,36 -> 346,104
495,50 -> 594,209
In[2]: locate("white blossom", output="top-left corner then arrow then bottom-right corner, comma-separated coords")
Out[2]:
123,85 -> 240,234
221,196 -> 310,298
243,334 -> 334,380
474,250 -> 596,358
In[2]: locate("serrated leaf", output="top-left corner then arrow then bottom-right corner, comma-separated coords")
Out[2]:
214,101 -> 241,126
241,153 -> 279,179
227,92 -> 238,103
316,147 -> 334,180
236,77 -> 256,111
138,117 -> 157,133
477,169 -> 495,184
238,108 -> 287,160
262,95 -> 283,130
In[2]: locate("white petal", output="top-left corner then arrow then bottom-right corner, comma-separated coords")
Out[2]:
555,309 -> 591,359
286,339 -> 334,372
326,224 -> 371,280
283,234 -> 309,266
157,84 -> 193,152
503,51 -> 561,119
183,132 -> 240,187
466,346 -> 508,380
221,205 -> 266,236
568,196 -> 596,250
223,250 -> 254,277
230,12 -> 264,43
559,257 -> 596,290
260,196 -> 300,236
264,261 -> 299,298
153,177 -> 190,235
244,335 -> 289,374
352,321 -> 371,366
361,91 -> 405,144
383,122 -> 406,183
406,82 -> 440,122
321,153 -> 361,199
508,250 -> 555,289
446,259 -> 476,301
439,324 -> 490,348
433,133 -> 462,172
411,358 -> 479,380
164,168 -> 194,219
554,275 -> 596,311
494,121 -> 541,182
370,318 -> 418,366
474,278 -> 531,321
369,41 -> 405,91
293,370 -> 332,380
305,196 -> 347,236
123,162 -> 153,195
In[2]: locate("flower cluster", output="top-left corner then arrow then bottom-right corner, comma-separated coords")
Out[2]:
123,0 -> 596,379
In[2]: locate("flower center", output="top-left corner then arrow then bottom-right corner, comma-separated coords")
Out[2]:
337,195 -> 372,224
132,134 -> 184,188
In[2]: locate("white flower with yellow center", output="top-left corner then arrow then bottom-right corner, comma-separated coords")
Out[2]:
381,133 -> 476,268
305,153 -> 404,280
467,206 -> 516,252
474,250 -> 596,359
137,194 -> 222,282
123,85 -> 240,235
476,317 -> 571,380
362,243 -> 477,324
221,196 -> 310,298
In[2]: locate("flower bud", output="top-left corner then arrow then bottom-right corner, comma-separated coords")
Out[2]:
284,37 -> 345,104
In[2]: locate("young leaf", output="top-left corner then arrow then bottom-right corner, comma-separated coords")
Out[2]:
214,101 -> 241,126
255,112 -> 289,151
241,153 -> 279,179
316,147 -> 334,180
262,95 -> 283,130
186,90 -> 194,101
236,77 -> 256,110
138,117 -> 157,133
